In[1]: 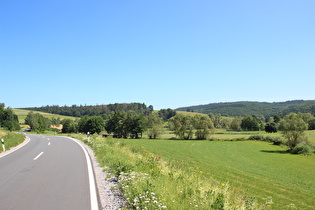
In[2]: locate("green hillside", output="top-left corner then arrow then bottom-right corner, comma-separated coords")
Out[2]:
176,100 -> 315,117
13,109 -> 77,124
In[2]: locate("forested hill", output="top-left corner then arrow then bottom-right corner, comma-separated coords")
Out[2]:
175,100 -> 315,117
21,103 -> 153,117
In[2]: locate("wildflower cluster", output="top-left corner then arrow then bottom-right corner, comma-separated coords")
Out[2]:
130,191 -> 167,209
119,171 -> 149,190
118,171 -> 167,209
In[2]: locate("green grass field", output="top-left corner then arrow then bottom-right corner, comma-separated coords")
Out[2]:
13,108 -> 77,124
118,138 -> 315,209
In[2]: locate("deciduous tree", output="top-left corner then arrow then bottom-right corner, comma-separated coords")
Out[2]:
146,112 -> 164,139
78,116 -> 105,134
0,105 -> 20,131
229,117 -> 242,131
62,119 -> 78,133
241,116 -> 259,131
168,114 -> 193,140
265,122 -> 277,133
278,113 -> 308,151
193,115 -> 214,140
25,112 -> 49,132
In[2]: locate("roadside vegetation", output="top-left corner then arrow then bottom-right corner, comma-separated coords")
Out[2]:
70,134 -> 273,209
0,130 -> 25,152
69,133 -> 314,209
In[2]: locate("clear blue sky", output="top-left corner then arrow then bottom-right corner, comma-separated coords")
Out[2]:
1,0 -> 314,110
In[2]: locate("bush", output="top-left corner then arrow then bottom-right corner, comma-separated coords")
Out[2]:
248,135 -> 285,145
267,137 -> 284,145
291,143 -> 314,155
248,135 -> 265,141
265,122 -> 277,133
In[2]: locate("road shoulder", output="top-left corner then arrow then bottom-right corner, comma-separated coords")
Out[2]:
66,137 -> 127,210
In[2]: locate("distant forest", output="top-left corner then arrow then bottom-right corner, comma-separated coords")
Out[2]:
176,100 -> 315,117
21,100 -> 315,118
22,103 -> 153,117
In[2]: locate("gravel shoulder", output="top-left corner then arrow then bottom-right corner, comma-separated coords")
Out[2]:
73,138 -> 127,210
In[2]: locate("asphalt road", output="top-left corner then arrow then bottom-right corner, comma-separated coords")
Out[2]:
0,134 -> 99,210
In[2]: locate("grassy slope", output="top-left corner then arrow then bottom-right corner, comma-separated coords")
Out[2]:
13,108 -> 77,124
176,111 -> 208,116
121,139 -> 315,209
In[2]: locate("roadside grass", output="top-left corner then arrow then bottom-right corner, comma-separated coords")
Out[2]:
0,130 -> 25,152
13,108 -> 77,124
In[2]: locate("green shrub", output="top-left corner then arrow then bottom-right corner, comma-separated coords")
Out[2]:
248,135 -> 265,141
291,143 -> 314,155
248,135 -> 285,145
267,137 -> 284,145
211,193 -> 225,210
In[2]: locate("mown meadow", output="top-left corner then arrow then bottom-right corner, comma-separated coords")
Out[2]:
70,131 -> 315,209
122,139 -> 315,209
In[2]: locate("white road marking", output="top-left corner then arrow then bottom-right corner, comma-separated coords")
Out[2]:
48,142 -> 51,146
66,137 -> 99,210
33,152 -> 44,160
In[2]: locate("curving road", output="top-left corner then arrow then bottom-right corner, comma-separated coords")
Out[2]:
0,134 -> 99,210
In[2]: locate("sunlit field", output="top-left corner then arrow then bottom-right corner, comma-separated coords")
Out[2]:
13,109 -> 77,124
68,131 -> 315,209
116,138 -> 315,209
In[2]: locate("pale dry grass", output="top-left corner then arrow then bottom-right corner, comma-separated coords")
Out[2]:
0,130 -> 6,138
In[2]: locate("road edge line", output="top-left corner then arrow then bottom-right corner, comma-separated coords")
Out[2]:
66,137 -> 99,210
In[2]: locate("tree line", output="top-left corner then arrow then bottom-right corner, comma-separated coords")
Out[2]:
176,100 -> 315,117
205,112 -> 315,132
23,103 -> 153,117
61,111 -> 165,139
24,108 -> 175,139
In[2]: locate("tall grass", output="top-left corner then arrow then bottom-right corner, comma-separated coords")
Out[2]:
70,134 -> 274,209
0,130 -> 25,152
